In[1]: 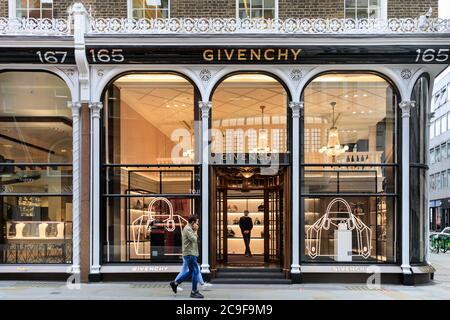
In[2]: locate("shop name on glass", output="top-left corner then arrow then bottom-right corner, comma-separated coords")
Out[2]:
176,304 -> 273,318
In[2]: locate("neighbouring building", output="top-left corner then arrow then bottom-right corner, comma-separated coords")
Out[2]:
0,0 -> 447,285
429,68 -> 450,232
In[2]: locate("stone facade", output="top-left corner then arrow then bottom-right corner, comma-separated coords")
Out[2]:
0,0 -> 440,19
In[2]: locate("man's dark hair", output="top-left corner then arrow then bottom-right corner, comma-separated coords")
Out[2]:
188,215 -> 199,224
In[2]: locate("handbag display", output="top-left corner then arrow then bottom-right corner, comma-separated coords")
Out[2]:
258,203 -> 264,212
227,228 -> 235,238
254,217 -> 262,225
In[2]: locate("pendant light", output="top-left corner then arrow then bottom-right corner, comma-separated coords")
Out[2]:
319,101 -> 349,160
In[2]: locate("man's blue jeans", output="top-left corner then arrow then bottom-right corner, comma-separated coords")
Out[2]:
174,255 -> 200,292
175,257 -> 204,285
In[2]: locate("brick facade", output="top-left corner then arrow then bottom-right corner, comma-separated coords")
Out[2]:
279,0 -> 345,19
171,0 -> 235,18
388,1 -> 438,18
0,0 -> 440,19
53,0 -> 127,18
0,0 -> 7,17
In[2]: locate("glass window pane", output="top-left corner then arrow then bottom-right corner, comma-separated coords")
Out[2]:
263,9 -> 274,19
252,9 -> 263,18
132,9 -> 144,19
15,9 -> 27,18
132,0 -> 144,9
264,0 -> 275,8
211,74 -> 288,157
303,196 -> 395,263
253,0 -> 263,9
1,196 -> 72,264
356,9 -> 368,19
0,72 -> 72,163
239,9 -> 249,19
345,0 -> 356,8
345,8 -> 356,19
369,0 -> 379,5
105,73 -> 196,165
29,0 -> 41,9
28,9 -> 41,18
357,0 -> 369,7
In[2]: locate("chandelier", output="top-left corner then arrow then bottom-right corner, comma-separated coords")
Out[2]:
250,105 -> 272,154
319,102 -> 349,159
18,196 -> 41,217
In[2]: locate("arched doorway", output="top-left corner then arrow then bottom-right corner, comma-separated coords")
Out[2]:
209,73 -> 291,274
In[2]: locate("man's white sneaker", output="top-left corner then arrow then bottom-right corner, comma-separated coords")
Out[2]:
177,286 -> 184,292
201,282 -> 213,290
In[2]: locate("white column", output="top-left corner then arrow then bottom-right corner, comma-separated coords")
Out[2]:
69,101 -> 82,274
289,101 -> 303,275
400,100 -> 415,275
89,102 -> 103,275
199,101 -> 211,274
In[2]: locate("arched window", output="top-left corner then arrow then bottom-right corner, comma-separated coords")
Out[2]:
302,72 -> 399,263
0,71 -> 72,264
102,73 -> 200,263
211,73 -> 289,164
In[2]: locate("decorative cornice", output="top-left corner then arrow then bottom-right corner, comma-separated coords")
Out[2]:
89,102 -> 103,119
289,101 -> 304,118
89,17 -> 450,34
399,100 -> 416,118
199,101 -> 212,118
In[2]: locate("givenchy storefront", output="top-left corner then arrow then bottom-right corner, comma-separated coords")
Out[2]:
0,5 -> 449,284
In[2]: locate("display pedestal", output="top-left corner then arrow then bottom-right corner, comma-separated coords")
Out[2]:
334,229 -> 352,262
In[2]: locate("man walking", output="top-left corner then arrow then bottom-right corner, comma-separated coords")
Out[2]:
170,215 -> 204,298
239,210 -> 253,257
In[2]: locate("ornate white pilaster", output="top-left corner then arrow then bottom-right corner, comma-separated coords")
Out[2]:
89,102 -> 103,274
199,101 -> 211,274
289,101 -> 303,275
68,102 -> 82,274
400,100 -> 415,275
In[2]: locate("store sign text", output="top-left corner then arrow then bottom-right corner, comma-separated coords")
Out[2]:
202,48 -> 302,62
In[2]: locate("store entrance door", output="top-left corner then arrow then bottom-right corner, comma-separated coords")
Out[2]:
211,166 -> 289,270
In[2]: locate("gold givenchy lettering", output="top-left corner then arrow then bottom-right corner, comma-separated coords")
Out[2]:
203,48 -> 302,62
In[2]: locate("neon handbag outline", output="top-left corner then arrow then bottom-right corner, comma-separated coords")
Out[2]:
131,197 -> 188,257
305,197 -> 372,259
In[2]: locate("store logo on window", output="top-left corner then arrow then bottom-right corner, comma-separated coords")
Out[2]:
131,197 -> 188,257
305,198 -> 372,260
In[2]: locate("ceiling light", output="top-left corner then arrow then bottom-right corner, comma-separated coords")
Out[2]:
352,111 -> 357,114
354,94 -> 359,97
61,149 -> 67,153
3,144 -> 12,148
344,95 -> 349,98
363,94 -> 368,97
361,111 -> 365,114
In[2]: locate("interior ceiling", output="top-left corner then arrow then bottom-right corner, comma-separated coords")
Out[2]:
114,73 -> 390,140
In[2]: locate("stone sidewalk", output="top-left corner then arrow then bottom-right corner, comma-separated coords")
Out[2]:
0,253 -> 449,300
